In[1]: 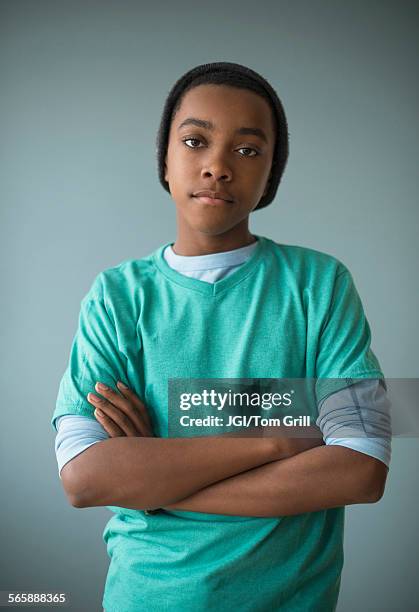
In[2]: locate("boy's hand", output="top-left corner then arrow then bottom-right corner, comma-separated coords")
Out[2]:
87,381 -> 154,437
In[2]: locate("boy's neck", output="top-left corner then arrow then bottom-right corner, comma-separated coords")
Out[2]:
172,226 -> 257,256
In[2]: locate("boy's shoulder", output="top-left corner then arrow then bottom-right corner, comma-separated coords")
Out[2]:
263,237 -> 350,278
82,247 -> 158,302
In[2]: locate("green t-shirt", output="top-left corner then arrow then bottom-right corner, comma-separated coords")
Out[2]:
52,235 -> 383,612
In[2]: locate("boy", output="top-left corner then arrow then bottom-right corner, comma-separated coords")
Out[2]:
52,62 -> 391,611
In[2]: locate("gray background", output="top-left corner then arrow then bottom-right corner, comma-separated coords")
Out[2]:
1,0 -> 418,610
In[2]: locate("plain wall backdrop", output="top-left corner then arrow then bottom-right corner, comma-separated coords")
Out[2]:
1,0 -> 418,610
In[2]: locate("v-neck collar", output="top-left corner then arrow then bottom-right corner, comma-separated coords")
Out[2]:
152,235 -> 267,296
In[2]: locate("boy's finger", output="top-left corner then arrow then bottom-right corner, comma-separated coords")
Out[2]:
94,409 -> 125,437
93,383 -> 150,436
116,381 -> 154,431
88,393 -> 139,436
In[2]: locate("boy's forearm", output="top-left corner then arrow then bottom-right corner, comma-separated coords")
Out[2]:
163,445 -> 388,517
64,435 -> 281,509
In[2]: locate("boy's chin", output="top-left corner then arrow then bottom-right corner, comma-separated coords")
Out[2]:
187,220 -> 245,236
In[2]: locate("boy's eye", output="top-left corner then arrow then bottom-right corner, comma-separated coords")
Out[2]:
182,137 -> 203,148
181,137 -> 259,157
237,147 -> 258,157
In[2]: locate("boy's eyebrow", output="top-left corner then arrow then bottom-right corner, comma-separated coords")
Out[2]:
177,117 -> 268,144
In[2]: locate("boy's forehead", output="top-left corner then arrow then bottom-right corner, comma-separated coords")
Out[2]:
174,84 -> 274,137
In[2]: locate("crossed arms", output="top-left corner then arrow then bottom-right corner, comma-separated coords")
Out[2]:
61,429 -> 388,517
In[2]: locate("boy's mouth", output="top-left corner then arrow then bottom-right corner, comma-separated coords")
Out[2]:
192,189 -> 235,204
193,196 -> 232,205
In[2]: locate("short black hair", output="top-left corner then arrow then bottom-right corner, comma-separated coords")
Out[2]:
156,61 -> 289,211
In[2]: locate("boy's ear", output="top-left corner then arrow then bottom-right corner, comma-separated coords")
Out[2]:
262,176 -> 271,197
262,166 -> 274,197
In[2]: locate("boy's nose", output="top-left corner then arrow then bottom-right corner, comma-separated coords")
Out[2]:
201,164 -> 232,183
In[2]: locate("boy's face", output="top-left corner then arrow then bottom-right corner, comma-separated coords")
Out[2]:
164,84 -> 275,243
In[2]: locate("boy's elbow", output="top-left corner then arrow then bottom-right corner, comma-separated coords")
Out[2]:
69,494 -> 86,508
60,459 -> 94,508
368,478 -> 387,503
363,458 -> 389,503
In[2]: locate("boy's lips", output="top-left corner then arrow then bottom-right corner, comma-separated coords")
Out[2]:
192,189 -> 234,203
193,196 -> 232,205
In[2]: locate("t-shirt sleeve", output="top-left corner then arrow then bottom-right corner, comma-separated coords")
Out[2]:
55,415 -> 109,479
316,379 -> 392,468
315,265 -> 384,405
51,277 -> 129,432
